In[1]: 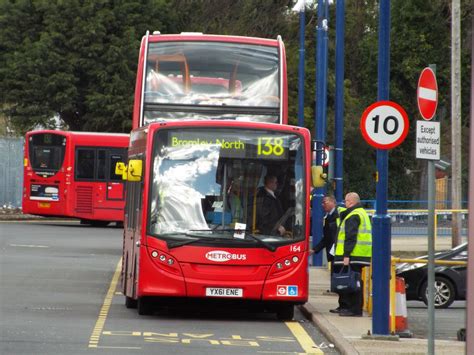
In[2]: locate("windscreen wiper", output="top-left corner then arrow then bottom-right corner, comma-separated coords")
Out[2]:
167,230 -> 276,251
160,232 -> 202,249
209,228 -> 277,252
245,233 -> 277,252
166,234 -> 220,249
167,238 -> 201,249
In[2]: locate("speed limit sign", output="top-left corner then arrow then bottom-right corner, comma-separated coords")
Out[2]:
360,101 -> 409,150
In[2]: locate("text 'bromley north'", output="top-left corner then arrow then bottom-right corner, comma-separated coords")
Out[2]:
171,137 -> 245,150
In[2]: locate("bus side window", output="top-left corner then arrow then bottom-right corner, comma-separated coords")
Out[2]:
76,149 -> 95,179
125,156 -> 144,230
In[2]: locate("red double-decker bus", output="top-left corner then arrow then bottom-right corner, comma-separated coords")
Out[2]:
22,130 -> 129,226
120,32 -> 322,319
132,32 -> 288,129
121,121 -> 313,319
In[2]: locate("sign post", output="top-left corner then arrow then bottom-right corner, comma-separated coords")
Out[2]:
370,0 -> 392,336
360,100 -> 409,336
416,64 -> 439,355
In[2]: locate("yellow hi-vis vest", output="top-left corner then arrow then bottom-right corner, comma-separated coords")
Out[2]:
335,207 -> 372,258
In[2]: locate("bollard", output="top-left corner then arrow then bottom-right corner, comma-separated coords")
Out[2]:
362,265 -> 372,314
389,277 -> 412,338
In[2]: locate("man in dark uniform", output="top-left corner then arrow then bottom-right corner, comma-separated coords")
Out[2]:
313,195 -> 340,262
256,175 -> 286,236
312,195 -> 346,313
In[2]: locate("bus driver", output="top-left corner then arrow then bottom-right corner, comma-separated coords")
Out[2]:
255,175 -> 287,236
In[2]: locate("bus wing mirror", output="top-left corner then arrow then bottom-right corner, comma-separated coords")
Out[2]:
115,162 -> 128,180
311,165 -> 327,188
128,160 -> 143,182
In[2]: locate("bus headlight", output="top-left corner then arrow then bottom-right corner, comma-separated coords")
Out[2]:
268,254 -> 303,279
148,248 -> 181,275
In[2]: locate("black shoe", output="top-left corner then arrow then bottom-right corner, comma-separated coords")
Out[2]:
329,307 -> 343,313
339,310 -> 363,317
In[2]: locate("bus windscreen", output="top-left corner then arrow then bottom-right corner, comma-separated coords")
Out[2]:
143,41 -> 280,124
28,133 -> 66,176
148,128 -> 305,248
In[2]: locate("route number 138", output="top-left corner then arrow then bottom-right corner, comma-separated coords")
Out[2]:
257,137 -> 284,157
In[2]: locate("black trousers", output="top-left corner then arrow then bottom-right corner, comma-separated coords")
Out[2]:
334,264 -> 364,314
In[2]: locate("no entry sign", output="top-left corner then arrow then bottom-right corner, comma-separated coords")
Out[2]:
417,67 -> 438,120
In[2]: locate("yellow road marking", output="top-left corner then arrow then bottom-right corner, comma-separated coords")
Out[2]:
285,322 -> 323,354
88,258 -> 122,348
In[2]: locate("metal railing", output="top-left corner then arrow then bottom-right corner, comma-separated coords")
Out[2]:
366,209 -> 468,246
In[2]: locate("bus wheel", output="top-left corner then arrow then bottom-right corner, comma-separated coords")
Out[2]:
137,297 -> 152,315
125,296 -> 137,309
276,305 -> 294,321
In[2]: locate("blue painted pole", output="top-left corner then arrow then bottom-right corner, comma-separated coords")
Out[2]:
312,0 -> 328,266
372,0 -> 391,335
321,1 -> 329,137
297,9 -> 306,128
334,0 -> 345,204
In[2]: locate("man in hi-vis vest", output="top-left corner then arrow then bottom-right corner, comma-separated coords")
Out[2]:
333,192 -> 372,317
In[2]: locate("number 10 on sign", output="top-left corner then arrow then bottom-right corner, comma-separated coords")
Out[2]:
360,101 -> 409,150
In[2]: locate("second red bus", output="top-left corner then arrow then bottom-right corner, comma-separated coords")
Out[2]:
22,130 -> 129,226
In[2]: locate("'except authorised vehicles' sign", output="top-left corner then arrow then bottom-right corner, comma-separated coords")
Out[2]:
416,121 -> 440,160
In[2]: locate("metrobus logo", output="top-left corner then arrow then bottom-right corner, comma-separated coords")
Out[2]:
205,250 -> 247,262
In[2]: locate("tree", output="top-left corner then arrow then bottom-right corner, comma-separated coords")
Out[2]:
0,0 -> 177,133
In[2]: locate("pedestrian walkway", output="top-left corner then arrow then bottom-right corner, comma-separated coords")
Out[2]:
302,237 -> 466,354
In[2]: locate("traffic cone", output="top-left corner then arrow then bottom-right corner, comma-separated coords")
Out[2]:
390,277 -> 412,338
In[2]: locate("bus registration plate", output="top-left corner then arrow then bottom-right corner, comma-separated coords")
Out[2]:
38,202 -> 51,208
205,287 -> 243,297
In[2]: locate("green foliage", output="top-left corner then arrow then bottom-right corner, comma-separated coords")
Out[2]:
0,0 -> 176,133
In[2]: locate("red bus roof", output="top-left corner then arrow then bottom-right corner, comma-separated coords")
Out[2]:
26,130 -> 129,146
147,33 -> 281,47
144,120 -> 309,137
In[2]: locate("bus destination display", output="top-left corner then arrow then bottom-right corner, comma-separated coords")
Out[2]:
167,130 -> 289,160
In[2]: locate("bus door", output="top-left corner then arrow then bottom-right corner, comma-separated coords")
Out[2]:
75,148 -> 98,217
106,149 -> 127,201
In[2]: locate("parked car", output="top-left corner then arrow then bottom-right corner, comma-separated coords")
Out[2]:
396,242 -> 468,308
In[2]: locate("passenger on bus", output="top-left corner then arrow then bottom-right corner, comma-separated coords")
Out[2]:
228,180 -> 243,223
255,175 -> 286,236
